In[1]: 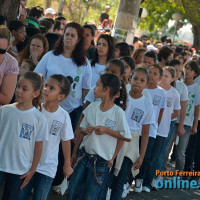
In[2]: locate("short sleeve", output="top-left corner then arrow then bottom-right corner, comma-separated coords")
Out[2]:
117,110 -> 132,139
60,113 -> 74,141
34,52 -> 50,80
180,83 -> 189,101
80,104 -> 91,129
143,100 -> 155,125
82,59 -> 92,89
4,54 -> 19,75
173,91 -> 181,110
35,114 -> 49,142
85,87 -> 95,103
195,91 -> 200,106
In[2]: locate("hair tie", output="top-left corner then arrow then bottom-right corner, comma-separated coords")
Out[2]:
120,86 -> 122,89
120,101 -> 123,104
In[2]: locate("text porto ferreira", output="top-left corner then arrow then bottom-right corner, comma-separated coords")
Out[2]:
156,170 -> 200,189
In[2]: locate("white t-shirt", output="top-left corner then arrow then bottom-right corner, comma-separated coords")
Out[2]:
37,105 -> 74,178
157,86 -> 181,137
34,51 -> 92,113
0,103 -> 48,175
146,87 -> 167,138
125,94 -> 154,133
80,102 -> 131,161
124,94 -> 154,161
126,84 -> 152,102
183,83 -> 200,127
91,63 -> 106,87
194,75 -> 200,86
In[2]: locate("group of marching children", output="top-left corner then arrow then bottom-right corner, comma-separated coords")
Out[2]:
0,56 -> 200,200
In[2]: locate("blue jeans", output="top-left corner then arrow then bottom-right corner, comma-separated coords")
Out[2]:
67,151 -> 109,200
19,172 -> 54,200
155,120 -> 176,173
143,136 -> 166,189
136,137 -> 155,180
0,171 -> 24,200
110,157 -> 133,200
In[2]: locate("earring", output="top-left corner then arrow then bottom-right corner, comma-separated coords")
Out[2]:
12,36 -> 15,42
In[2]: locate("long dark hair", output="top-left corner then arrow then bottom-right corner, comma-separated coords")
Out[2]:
91,34 -> 115,66
53,22 -> 87,66
100,74 -> 127,110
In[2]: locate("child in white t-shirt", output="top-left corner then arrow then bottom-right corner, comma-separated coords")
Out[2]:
141,66 -> 181,192
72,58 -> 128,165
161,59 -> 188,172
67,73 -> 131,200
176,60 -> 200,171
20,74 -> 74,199
110,68 -> 154,200
0,72 -> 48,200
134,64 -> 167,193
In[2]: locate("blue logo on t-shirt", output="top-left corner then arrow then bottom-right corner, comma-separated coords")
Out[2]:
131,108 -> 144,123
20,123 -> 34,140
50,120 -> 62,136
105,119 -> 116,130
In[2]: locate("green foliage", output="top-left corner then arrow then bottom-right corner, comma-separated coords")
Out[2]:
27,0 -> 119,25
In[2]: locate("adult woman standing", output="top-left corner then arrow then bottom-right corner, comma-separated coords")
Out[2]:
34,22 -> 91,192
91,34 -> 115,87
0,26 -> 19,106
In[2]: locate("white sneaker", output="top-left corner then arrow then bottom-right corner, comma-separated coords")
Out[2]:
106,188 -> 111,200
151,179 -> 158,191
142,186 -> 150,193
134,179 -> 143,193
52,178 -> 68,195
121,183 -> 131,198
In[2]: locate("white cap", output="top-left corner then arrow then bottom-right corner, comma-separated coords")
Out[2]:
147,45 -> 158,51
45,8 -> 56,15
105,5 -> 110,9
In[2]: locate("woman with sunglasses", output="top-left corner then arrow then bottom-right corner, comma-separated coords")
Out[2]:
0,25 -> 19,106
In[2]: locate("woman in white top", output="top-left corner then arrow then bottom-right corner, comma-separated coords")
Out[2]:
90,34 -> 115,87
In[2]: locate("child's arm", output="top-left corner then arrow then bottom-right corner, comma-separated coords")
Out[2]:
158,108 -> 164,126
108,140 -> 124,168
62,140 -> 73,178
95,126 -> 131,142
191,105 -> 200,135
171,110 -> 180,120
177,101 -> 187,136
20,141 -> 43,190
134,124 -> 150,170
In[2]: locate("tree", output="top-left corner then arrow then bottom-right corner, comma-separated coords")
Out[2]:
58,0 -> 65,14
139,0 -> 200,50
114,0 -> 142,44
46,0 -> 51,8
0,0 -> 20,25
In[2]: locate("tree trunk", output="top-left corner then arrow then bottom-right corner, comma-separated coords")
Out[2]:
58,0 -> 65,15
113,0 -> 142,44
46,0 -> 51,9
0,0 -> 20,25
192,23 -> 200,51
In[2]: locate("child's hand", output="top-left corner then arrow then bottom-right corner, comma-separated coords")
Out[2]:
95,126 -> 107,135
20,169 -> 35,190
108,159 -> 114,168
191,126 -> 197,135
63,165 -> 73,179
177,125 -> 185,136
30,51 -> 38,65
85,126 -> 94,135
133,156 -> 143,170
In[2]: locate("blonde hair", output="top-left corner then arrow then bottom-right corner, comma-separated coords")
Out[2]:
0,25 -> 12,46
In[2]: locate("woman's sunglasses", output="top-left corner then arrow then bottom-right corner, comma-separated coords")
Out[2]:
0,48 -> 7,54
